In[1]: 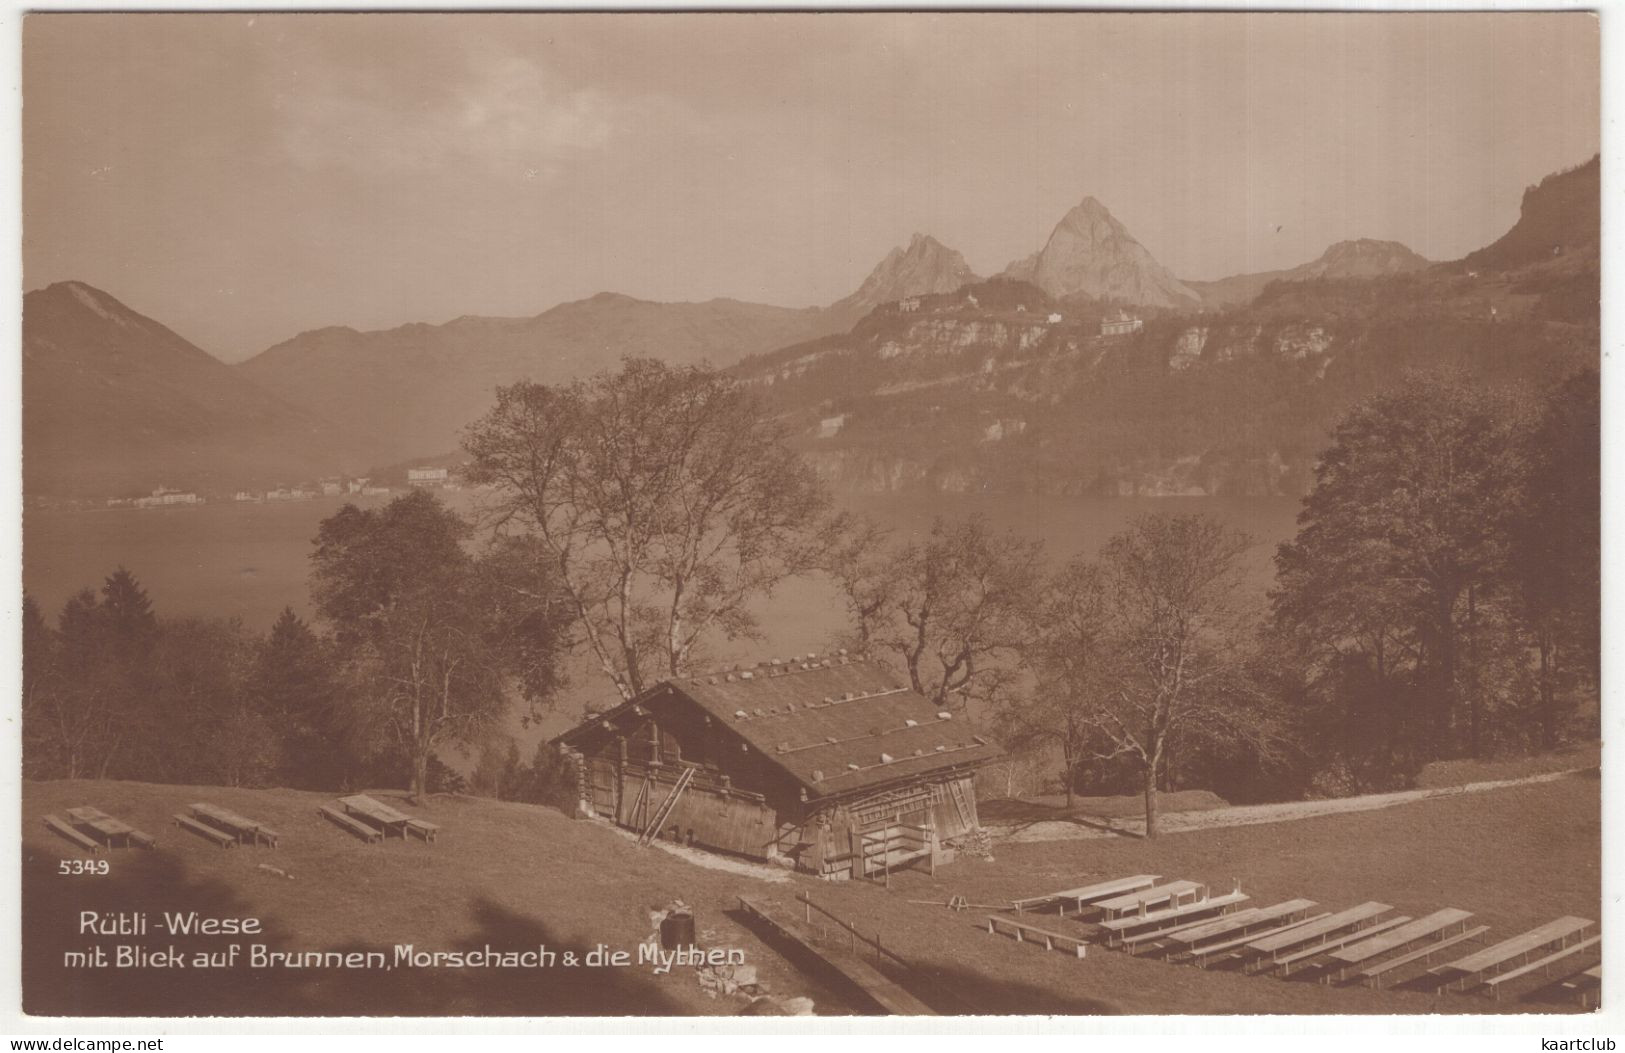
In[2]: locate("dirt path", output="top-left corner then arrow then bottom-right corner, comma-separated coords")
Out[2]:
992,767 -> 1595,843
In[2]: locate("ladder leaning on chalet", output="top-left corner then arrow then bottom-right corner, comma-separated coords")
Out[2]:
637,766 -> 695,847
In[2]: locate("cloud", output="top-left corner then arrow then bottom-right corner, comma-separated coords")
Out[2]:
272,53 -> 619,178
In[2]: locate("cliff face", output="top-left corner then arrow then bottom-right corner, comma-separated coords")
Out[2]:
1002,197 -> 1199,307
826,234 -> 980,328
734,252 -> 1596,501
1463,155 -> 1599,272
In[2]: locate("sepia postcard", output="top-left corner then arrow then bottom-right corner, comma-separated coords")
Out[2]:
11,10 -> 1605,1027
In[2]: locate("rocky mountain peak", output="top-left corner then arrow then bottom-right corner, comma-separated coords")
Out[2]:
830,234 -> 980,318
1003,196 -> 1199,307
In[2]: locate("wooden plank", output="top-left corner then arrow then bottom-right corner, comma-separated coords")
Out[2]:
1013,875 -> 1160,913
1480,936 -> 1602,1000
1248,903 -> 1392,955
1329,909 -> 1474,965
1189,914 -> 1332,968
1095,880 -> 1204,917
739,898 -> 935,1015
1167,900 -> 1318,948
319,805 -> 383,843
1102,891 -> 1250,935
1356,925 -> 1490,988
173,814 -> 236,848
1267,915 -> 1410,977
1433,916 -> 1594,979
43,815 -> 101,854
986,916 -> 1087,959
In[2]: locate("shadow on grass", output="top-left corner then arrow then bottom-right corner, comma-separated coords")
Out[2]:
725,905 -> 1117,1016
23,852 -> 681,1016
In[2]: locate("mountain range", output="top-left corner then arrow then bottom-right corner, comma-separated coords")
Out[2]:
1184,239 -> 1432,307
22,282 -> 370,498
22,155 -> 1599,498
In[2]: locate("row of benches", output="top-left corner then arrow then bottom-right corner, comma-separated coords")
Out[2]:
990,873 -> 1601,1004
46,796 -> 439,855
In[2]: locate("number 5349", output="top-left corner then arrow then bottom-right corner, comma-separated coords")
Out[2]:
59,859 -> 109,875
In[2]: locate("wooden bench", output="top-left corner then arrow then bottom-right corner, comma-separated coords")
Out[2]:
405,818 -> 439,842
1354,925 -> 1490,989
1322,908 -> 1474,984
1269,915 -> 1411,977
1095,880 -> 1206,920
986,915 -> 1087,959
173,814 -> 236,848
1560,964 -> 1602,1008
1165,900 -> 1318,958
191,803 -> 280,847
43,814 -> 101,854
318,804 -> 383,843
1430,916 -> 1594,993
1243,902 -> 1393,973
1104,891 -> 1251,950
1013,875 -> 1160,916
127,829 -> 157,850
1189,913 -> 1332,969
1479,936 -> 1601,1001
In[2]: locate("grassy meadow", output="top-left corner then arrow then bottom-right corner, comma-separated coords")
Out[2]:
24,770 -> 1599,1016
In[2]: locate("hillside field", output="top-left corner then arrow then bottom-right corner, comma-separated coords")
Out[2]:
23,772 -> 1599,1017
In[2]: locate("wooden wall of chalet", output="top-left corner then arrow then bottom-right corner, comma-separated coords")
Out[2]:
782,772 -> 982,877
583,756 -> 781,859
581,695 -> 810,814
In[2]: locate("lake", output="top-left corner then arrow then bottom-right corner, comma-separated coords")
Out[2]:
23,491 -> 1304,743
24,491 -> 1302,637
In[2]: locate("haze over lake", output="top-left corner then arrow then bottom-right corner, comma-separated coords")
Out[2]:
25,490 -> 1300,639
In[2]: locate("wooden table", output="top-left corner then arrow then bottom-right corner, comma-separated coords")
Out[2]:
66,806 -> 136,848
1095,880 -> 1206,921
339,795 -> 413,839
1431,915 -> 1594,993
1013,875 -> 1160,916
190,803 -> 277,847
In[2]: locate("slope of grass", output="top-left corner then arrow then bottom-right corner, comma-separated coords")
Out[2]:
1414,743 -> 1600,790
23,773 -> 1599,1017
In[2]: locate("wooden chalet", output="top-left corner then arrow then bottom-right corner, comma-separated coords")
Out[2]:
552,655 -> 1001,880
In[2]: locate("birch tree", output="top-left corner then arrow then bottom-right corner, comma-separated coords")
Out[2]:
1044,513 -> 1268,837
836,515 -> 1043,709
312,491 -> 558,801
464,358 -> 841,700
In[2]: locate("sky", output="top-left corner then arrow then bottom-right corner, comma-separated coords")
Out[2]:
22,12 -> 1601,362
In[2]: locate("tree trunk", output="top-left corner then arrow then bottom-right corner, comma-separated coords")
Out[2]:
1436,593 -> 1459,755
1538,633 -> 1558,749
1143,764 -> 1159,839
1466,584 -> 1481,758
412,749 -> 429,803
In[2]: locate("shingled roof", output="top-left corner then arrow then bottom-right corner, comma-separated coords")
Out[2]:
556,655 -> 1002,800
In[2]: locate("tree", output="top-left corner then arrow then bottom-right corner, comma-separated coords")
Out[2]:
22,592 -> 64,779
312,491 -> 553,801
834,515 -> 1043,709
1001,561 -> 1111,808
1511,369 -> 1599,747
146,616 -> 269,786
464,358 -> 841,700
249,608 -> 347,789
1274,373 -> 1530,760
35,570 -> 163,779
1044,513 -> 1265,837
